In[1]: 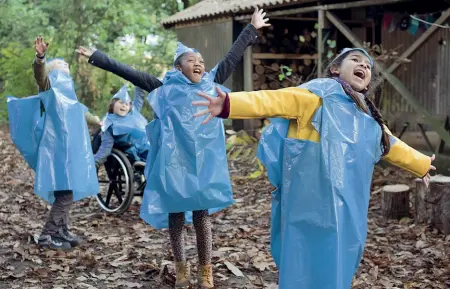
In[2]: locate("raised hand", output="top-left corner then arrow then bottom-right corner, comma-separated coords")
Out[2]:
34,36 -> 49,57
192,87 -> 227,124
75,46 -> 96,60
251,6 -> 271,29
422,154 -> 437,187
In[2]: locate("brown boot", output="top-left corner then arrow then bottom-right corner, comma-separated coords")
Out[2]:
197,264 -> 214,289
175,261 -> 191,288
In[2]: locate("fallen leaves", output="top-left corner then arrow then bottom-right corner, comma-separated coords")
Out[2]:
0,126 -> 449,288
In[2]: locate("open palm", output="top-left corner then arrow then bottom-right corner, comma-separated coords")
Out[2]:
251,7 -> 271,29
192,87 -> 227,124
34,36 -> 48,57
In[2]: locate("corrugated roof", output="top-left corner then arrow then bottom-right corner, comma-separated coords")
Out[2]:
162,0 -> 311,26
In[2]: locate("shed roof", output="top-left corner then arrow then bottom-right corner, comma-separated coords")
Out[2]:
162,0 -> 312,27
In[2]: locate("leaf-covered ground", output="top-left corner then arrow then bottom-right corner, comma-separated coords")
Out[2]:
0,126 -> 449,289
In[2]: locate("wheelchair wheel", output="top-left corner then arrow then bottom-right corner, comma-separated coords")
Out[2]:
96,148 -> 135,214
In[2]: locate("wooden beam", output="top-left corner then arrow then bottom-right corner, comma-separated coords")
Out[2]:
317,9 -> 325,75
325,11 -> 450,145
235,0 -> 412,20
243,47 -> 253,91
387,8 -> 450,75
253,53 -> 318,60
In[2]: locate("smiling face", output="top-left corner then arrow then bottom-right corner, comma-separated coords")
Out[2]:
330,51 -> 372,92
175,52 -> 205,83
112,99 -> 131,116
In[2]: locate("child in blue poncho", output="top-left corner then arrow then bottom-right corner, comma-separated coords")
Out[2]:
194,47 -> 436,289
8,36 -> 100,250
93,85 -> 149,170
76,8 -> 270,288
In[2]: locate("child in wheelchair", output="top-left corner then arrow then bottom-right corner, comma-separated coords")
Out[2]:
93,85 -> 149,171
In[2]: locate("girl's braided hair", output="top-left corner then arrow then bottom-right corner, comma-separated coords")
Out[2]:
323,50 -> 391,156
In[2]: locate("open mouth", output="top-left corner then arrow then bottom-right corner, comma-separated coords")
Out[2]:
354,69 -> 365,80
193,68 -> 202,75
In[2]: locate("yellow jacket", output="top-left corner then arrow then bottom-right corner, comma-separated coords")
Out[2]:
227,87 -> 431,177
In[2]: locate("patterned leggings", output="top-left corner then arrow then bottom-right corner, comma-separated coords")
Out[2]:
168,210 -> 212,265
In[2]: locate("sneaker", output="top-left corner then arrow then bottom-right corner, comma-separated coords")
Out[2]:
38,234 -> 71,250
57,226 -> 82,247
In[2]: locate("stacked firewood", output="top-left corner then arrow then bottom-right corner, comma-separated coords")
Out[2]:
251,23 -> 318,90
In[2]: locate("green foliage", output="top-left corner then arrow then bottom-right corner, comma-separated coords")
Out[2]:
0,0 -> 181,123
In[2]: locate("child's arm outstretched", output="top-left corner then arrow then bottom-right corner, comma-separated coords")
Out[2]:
133,86 -> 146,113
213,7 -> 270,85
76,47 -> 162,93
193,86 -> 321,123
33,36 -> 51,92
382,127 -> 436,185
194,87 -> 436,185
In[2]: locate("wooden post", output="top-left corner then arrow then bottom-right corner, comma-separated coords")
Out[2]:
243,46 -> 253,92
317,9 -> 325,75
325,11 -> 450,146
382,184 -> 410,219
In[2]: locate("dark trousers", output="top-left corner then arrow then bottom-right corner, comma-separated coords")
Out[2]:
41,190 -> 73,236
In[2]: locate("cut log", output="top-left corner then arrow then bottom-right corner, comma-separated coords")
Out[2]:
269,81 -> 280,89
281,79 -> 291,88
270,63 -> 280,72
252,59 -> 262,66
255,65 -> 265,75
260,83 -> 268,90
304,58 -> 312,66
290,62 -> 298,73
427,175 -> 450,235
252,73 -> 259,81
382,184 -> 410,219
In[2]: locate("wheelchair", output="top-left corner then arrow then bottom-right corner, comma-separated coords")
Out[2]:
91,129 -> 147,214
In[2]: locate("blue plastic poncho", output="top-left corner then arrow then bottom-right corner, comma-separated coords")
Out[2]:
100,85 -> 149,161
7,70 -> 99,204
140,62 -> 234,229
257,78 -> 383,289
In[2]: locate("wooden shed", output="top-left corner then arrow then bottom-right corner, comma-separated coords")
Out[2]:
162,0 -> 450,154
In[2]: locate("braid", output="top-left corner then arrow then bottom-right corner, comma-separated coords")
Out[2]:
364,96 -> 391,156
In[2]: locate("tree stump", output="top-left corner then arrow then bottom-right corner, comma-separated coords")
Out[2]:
382,184 -> 410,219
427,175 -> 450,235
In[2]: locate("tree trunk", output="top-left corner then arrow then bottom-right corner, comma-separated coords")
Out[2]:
382,184 -> 410,219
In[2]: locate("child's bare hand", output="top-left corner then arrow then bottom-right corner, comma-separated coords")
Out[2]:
75,46 -> 96,59
422,154 -> 437,187
34,36 -> 48,57
251,7 -> 271,29
193,87 -> 227,124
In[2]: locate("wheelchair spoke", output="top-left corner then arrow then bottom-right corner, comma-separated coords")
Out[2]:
114,188 -> 123,203
105,185 -> 114,207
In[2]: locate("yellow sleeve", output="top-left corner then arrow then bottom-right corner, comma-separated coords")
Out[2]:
382,126 -> 431,177
229,87 -> 322,121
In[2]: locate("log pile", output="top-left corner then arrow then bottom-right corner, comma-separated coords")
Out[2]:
251,23 -> 319,90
